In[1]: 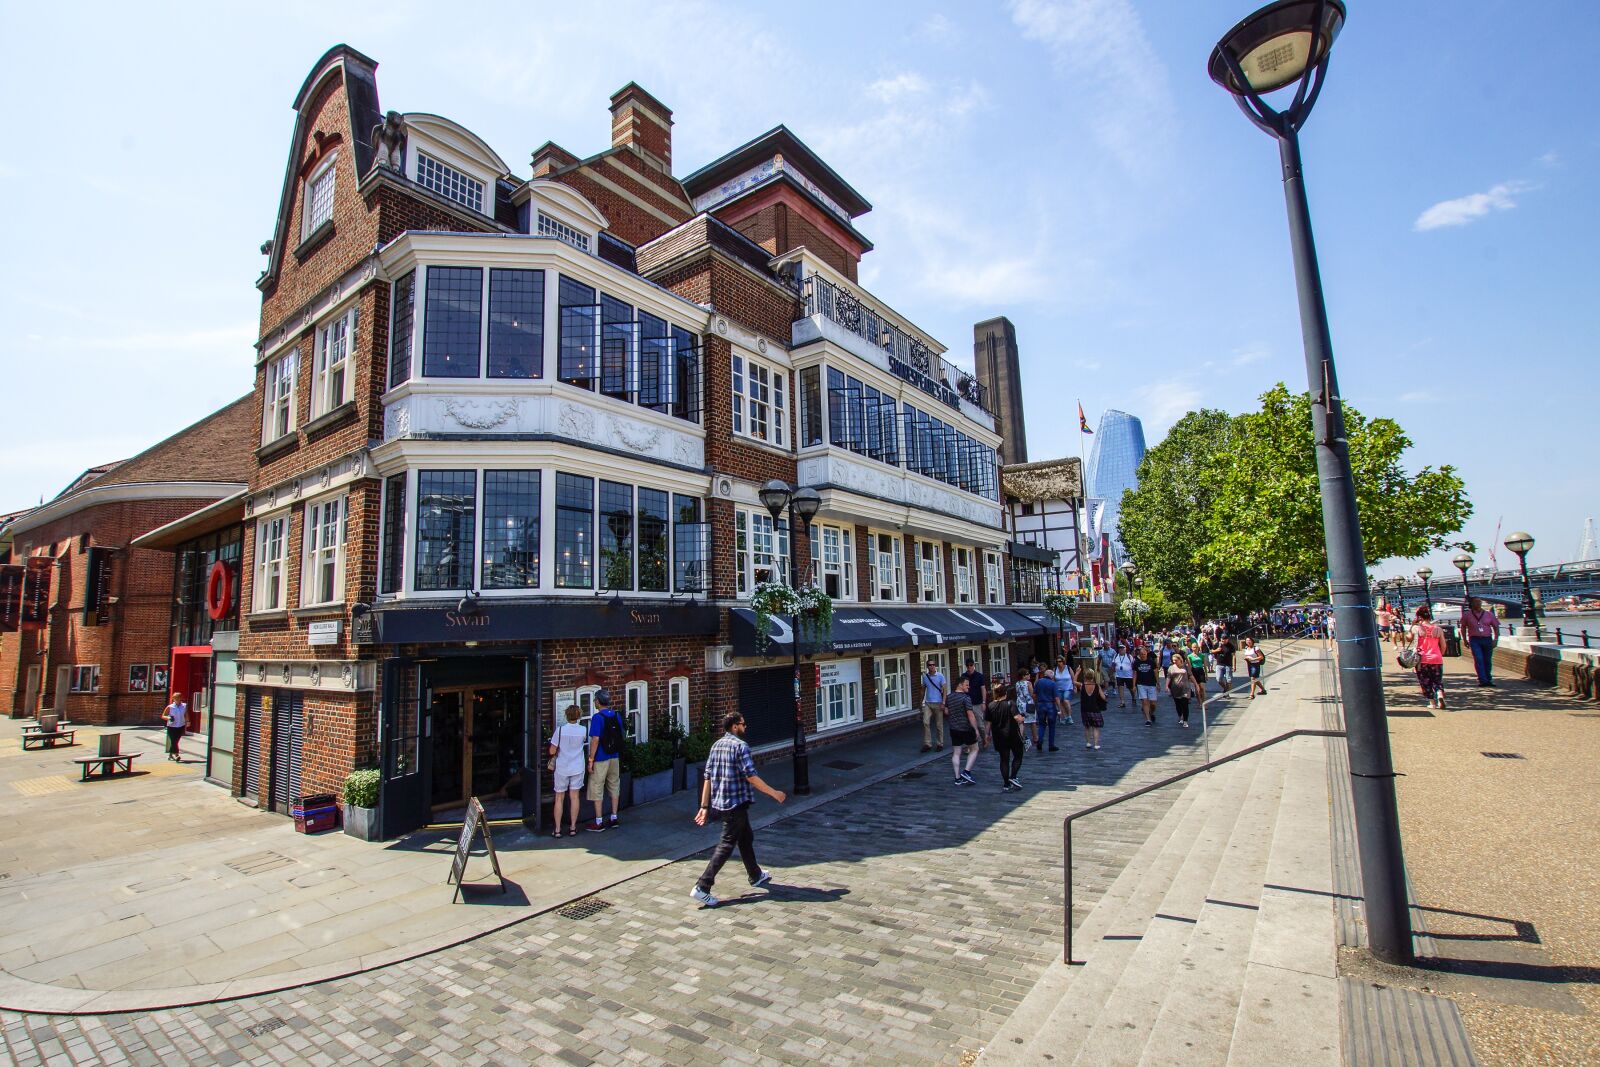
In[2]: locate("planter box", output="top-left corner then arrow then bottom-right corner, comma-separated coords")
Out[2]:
343,804 -> 381,841
632,769 -> 674,806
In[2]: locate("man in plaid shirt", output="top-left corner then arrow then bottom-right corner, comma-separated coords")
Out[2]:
691,712 -> 787,908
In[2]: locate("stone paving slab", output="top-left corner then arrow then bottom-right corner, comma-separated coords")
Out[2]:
0,642 -> 1319,1064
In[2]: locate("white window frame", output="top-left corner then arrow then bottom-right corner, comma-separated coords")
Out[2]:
917,539 -> 944,604
263,349 -> 299,443
732,352 -> 787,448
984,549 -> 1003,605
554,684 -> 601,734
312,306 -> 357,417
537,212 -> 591,252
920,651 -> 948,705
953,546 -> 976,605
869,530 -> 905,603
301,495 -> 348,607
735,508 -> 790,597
254,513 -> 290,612
874,655 -> 911,715
959,646 -> 983,685
303,154 -> 337,237
668,676 -> 690,735
417,151 -> 486,214
623,681 -> 648,743
811,521 -> 855,600
70,665 -> 100,693
813,661 -> 863,731
989,645 -> 1011,685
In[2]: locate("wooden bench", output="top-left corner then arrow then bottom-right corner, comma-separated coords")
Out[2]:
22,730 -> 76,750
73,753 -> 140,781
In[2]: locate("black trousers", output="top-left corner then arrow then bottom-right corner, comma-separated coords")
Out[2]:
997,735 -> 1025,785
697,802 -> 760,892
166,726 -> 185,756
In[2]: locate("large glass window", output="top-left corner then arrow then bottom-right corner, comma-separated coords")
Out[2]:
481,471 -> 540,589
415,471 -> 477,591
673,494 -> 707,593
302,495 -> 346,606
254,515 -> 288,611
263,350 -> 299,443
423,267 -> 482,378
389,271 -> 415,387
735,508 -> 789,596
487,269 -> 543,380
555,473 -> 594,589
558,276 -> 599,388
381,473 -> 406,595
599,480 -> 634,590
638,488 -> 669,593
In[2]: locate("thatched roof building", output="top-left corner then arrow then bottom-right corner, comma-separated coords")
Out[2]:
1001,457 -> 1083,502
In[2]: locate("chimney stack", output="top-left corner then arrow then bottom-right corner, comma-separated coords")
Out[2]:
609,83 -> 673,170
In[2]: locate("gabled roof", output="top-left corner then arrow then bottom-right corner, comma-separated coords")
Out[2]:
52,461 -> 126,501
682,125 -> 872,218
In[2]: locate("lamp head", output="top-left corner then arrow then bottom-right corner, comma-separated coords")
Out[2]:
1452,552 -> 1473,574
1209,0 -> 1346,95
1504,531 -> 1535,558
792,487 -> 822,524
758,479 -> 793,522
1416,567 -> 1433,582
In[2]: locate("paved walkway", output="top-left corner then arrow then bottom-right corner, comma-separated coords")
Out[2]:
0,642 -> 1313,1065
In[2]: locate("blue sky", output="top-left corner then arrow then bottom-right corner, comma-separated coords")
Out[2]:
2,1 -> 1594,578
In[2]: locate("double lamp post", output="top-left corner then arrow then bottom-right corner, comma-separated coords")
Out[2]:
759,479 -> 821,796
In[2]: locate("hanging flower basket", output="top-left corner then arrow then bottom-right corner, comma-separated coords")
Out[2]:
1043,592 -> 1079,625
751,581 -> 834,654
1119,597 -> 1150,619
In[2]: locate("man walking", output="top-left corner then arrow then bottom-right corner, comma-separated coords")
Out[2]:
920,658 -> 947,753
947,677 -> 980,785
964,657 -> 988,726
691,713 -> 786,907
1461,597 -> 1500,687
1034,667 -> 1058,752
585,689 -> 625,832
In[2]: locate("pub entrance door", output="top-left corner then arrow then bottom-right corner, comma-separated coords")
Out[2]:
428,685 -> 521,812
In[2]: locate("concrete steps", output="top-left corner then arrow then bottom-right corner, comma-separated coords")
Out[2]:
981,658 -> 1335,1067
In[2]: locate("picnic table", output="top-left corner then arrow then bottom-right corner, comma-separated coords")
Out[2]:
72,753 -> 140,781
22,729 -> 76,750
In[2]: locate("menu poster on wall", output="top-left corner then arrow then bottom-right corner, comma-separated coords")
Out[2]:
84,547 -> 112,626
21,557 -> 53,630
0,564 -> 23,632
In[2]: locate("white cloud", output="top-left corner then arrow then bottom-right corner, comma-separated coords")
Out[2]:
867,72 -> 931,101
916,13 -> 958,43
1074,358 -> 1103,371
1413,180 -> 1534,232
1007,0 -> 1173,177
1398,390 -> 1438,403
1536,151 -> 1559,167
1231,343 -> 1271,367
1135,380 -> 1202,435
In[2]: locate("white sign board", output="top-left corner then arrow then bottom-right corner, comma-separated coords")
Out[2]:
307,620 -> 342,647
816,659 -> 862,689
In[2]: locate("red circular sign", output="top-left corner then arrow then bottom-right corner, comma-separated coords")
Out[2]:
206,561 -> 233,621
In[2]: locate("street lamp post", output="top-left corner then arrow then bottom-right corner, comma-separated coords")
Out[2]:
1416,567 -> 1433,616
760,480 -> 822,796
1504,531 -> 1538,632
1210,0 -> 1412,966
1453,552 -> 1474,603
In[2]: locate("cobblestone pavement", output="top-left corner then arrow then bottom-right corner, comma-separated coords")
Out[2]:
0,651 -> 1309,1066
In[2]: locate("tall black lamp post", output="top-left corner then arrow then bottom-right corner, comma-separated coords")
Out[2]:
760,479 -> 822,795
1504,531 -> 1538,632
1416,567 -> 1433,616
1210,0 -> 1412,966
1453,552 -> 1474,603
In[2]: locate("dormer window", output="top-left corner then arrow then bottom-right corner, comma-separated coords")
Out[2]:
538,212 -> 591,253
304,157 -> 336,236
417,152 -> 484,213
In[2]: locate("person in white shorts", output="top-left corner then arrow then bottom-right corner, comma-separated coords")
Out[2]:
548,704 -> 588,838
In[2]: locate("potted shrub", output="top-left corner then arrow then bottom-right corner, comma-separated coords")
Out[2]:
625,737 -> 676,805
342,768 -> 381,841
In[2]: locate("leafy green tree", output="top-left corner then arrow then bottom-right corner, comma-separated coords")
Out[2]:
1199,384 -> 1471,590
1113,579 -> 1189,630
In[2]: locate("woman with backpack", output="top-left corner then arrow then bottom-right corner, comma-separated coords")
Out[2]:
1406,606 -> 1448,709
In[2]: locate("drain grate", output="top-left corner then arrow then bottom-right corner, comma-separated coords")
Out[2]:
559,897 -> 614,920
245,1018 -> 287,1038
225,850 -> 296,876
1481,752 -> 1525,760
823,759 -> 864,770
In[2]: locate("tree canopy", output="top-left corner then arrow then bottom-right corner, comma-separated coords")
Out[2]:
1118,384 -> 1471,619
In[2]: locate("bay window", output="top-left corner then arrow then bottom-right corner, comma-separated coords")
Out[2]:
301,496 -> 347,606
869,531 -> 905,602
953,546 -> 975,605
557,275 -> 599,388
253,514 -> 289,611
555,473 -> 594,589
481,471 -> 539,589
380,473 -> 406,595
735,508 -> 789,596
415,471 -> 477,591
487,269 -> 543,379
389,271 -> 415,386
674,495 -> 707,593
422,266 -> 482,378
599,480 -> 634,591
638,488 -> 669,593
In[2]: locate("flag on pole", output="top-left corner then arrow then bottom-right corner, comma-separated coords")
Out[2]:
1078,402 -> 1093,434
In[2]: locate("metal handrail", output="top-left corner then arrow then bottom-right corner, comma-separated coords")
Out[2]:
1061,727 -> 1346,964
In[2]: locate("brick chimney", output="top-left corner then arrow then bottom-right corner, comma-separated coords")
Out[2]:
609,83 -> 673,170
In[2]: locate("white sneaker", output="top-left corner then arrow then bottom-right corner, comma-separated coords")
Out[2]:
750,869 -> 772,888
690,886 -> 719,908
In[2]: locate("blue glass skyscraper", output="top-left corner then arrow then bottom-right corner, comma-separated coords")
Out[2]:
1085,409 -> 1147,564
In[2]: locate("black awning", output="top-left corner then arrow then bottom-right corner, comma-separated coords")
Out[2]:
373,600 -> 720,645
870,607 -> 1029,647
1009,607 -> 1083,634
729,607 -> 903,657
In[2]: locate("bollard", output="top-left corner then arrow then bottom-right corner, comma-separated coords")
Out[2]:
1584,631 -> 1591,649
1556,628 -> 1565,646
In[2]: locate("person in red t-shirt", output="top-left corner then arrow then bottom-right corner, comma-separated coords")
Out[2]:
1406,606 -> 1448,710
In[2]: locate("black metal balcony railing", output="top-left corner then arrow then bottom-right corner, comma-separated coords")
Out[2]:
803,274 -> 991,416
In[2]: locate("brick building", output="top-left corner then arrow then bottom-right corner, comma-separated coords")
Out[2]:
235,45 -> 1047,837
0,397 -> 255,724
